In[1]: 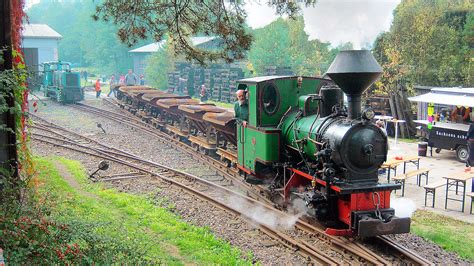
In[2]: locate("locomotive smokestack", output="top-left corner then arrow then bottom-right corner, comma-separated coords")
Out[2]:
326,50 -> 382,119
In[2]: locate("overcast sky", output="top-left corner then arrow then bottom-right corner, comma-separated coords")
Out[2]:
245,0 -> 401,49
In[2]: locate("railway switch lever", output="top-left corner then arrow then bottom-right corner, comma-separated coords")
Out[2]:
97,122 -> 106,134
89,160 -> 110,181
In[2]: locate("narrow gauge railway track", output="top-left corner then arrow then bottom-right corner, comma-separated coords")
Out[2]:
67,101 -> 432,265
71,102 -> 269,203
31,116 -> 385,265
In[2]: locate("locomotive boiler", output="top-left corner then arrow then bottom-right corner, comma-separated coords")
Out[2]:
236,50 -> 410,237
115,50 -> 410,237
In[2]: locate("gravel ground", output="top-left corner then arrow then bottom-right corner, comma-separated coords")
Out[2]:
387,234 -> 470,264
30,96 -> 471,264
31,97 -> 309,264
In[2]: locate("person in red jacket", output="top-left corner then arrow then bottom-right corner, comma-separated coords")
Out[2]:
95,79 -> 101,98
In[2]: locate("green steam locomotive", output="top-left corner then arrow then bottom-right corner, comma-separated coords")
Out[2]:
236,50 -> 409,237
41,61 -> 84,103
116,50 -> 411,237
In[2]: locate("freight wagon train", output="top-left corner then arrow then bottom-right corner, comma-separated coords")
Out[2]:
115,50 -> 410,237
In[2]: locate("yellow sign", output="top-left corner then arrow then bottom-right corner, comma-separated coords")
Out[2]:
427,103 -> 434,116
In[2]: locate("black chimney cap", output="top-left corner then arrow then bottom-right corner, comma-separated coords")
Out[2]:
326,50 -> 382,96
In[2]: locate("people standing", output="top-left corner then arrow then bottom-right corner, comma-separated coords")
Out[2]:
125,69 -> 138,86
200,84 -> 208,102
95,79 -> 101,98
139,74 -> 145,85
107,74 -> 116,97
119,74 -> 125,84
178,78 -> 186,94
451,106 -> 470,123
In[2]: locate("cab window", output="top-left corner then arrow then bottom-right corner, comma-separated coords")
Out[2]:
262,83 -> 279,115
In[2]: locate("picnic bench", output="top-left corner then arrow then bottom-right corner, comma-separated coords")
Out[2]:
423,181 -> 446,208
392,168 -> 430,197
401,156 -> 422,174
468,192 -> 474,214
381,156 -> 421,183
381,160 -> 402,183
444,171 -> 473,212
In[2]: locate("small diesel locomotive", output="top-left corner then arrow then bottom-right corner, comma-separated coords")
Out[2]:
41,61 -> 84,103
235,50 -> 409,237
116,50 -> 410,237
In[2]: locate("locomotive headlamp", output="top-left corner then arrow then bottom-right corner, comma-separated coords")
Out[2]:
297,76 -> 303,88
362,108 -> 375,120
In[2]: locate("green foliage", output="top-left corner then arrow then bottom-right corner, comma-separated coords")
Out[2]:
0,49 -> 31,179
247,17 -> 335,76
248,19 -> 292,75
411,210 -> 474,261
1,157 -> 251,264
373,0 -> 473,92
26,0 -> 146,74
145,42 -> 175,90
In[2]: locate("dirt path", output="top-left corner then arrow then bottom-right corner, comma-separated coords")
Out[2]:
53,161 -> 99,200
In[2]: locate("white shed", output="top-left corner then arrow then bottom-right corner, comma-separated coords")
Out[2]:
129,37 -> 216,76
21,24 -> 62,73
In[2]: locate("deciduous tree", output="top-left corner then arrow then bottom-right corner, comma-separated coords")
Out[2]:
248,17 -> 334,76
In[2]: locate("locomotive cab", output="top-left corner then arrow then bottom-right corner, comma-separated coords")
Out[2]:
235,76 -> 331,179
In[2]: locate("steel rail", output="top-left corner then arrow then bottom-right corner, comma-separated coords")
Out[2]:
65,101 -> 432,265
32,132 -> 345,264
377,236 -> 434,266
93,100 -> 403,264
70,103 -> 270,203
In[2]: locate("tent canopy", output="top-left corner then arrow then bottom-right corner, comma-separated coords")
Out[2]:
409,87 -> 474,107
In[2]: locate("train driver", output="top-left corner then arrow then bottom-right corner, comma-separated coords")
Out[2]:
234,90 -> 249,127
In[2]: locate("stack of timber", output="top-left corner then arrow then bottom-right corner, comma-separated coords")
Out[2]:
265,66 -> 293,76
167,62 -> 244,102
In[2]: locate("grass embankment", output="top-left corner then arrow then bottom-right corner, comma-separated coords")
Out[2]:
411,210 -> 474,261
1,157 -> 250,264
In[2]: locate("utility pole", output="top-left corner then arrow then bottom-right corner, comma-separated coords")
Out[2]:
0,0 -> 19,180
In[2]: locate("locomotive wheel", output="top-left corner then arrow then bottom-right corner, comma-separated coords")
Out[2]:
455,145 -> 468,163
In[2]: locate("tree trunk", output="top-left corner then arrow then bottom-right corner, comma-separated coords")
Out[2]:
389,93 -> 397,119
393,89 -> 407,138
400,86 -> 416,136
0,0 -> 19,182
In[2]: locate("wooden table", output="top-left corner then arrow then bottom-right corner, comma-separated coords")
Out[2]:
381,156 -> 421,183
381,160 -> 402,183
401,156 -> 421,174
444,171 -> 474,212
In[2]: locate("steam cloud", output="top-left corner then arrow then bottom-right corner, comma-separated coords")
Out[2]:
224,195 -> 307,230
390,196 -> 416,218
